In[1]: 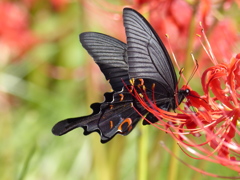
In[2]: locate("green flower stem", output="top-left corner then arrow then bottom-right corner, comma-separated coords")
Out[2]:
138,125 -> 148,180
17,145 -> 36,180
168,142 -> 180,180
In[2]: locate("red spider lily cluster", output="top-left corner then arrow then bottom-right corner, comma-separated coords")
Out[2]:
129,28 -> 240,175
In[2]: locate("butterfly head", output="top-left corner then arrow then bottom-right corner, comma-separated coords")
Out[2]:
177,85 -> 191,106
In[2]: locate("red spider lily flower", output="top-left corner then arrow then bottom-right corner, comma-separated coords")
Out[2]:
201,54 -> 240,157
127,27 -> 240,175
182,30 -> 240,173
0,2 -> 37,62
130,59 -> 240,174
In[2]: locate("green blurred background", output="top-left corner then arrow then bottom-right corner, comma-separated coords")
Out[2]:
0,1 -> 239,180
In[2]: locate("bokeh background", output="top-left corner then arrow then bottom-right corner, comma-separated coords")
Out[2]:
0,0 -> 239,180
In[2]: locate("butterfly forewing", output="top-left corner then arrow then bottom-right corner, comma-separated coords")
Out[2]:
80,32 -> 129,91
123,8 -> 177,93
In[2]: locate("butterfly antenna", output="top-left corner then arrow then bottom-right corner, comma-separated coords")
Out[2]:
165,34 -> 187,83
186,53 -> 199,86
178,67 -> 185,86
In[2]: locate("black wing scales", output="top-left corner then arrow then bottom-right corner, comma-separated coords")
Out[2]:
123,8 -> 177,93
80,32 -> 129,91
52,89 -> 143,143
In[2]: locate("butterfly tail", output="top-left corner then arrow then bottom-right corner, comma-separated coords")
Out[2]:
52,117 -> 86,136
52,116 -> 95,136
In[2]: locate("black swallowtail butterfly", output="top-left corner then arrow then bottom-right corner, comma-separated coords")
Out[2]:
52,8 -> 189,143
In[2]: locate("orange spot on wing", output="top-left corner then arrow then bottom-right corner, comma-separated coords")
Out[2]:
109,121 -> 113,129
118,118 -> 132,133
139,78 -> 144,86
119,94 -> 124,101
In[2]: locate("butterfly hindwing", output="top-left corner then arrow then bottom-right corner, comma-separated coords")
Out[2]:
52,89 -> 142,143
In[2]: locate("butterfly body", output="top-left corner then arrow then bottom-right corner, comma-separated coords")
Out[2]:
52,8 -> 189,143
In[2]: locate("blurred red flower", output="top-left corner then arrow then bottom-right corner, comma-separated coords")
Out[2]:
82,0 -> 239,68
50,0 -> 70,11
200,19 -> 238,65
139,0 -> 193,62
133,0 -> 239,65
0,2 -> 37,62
